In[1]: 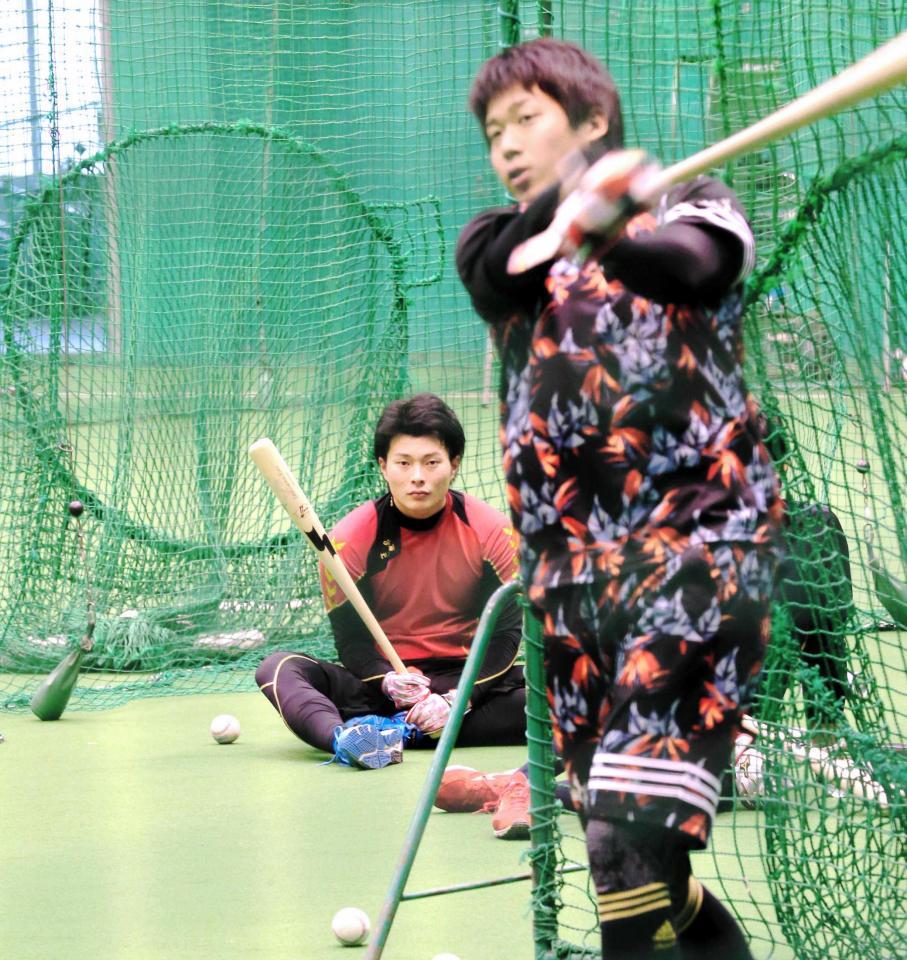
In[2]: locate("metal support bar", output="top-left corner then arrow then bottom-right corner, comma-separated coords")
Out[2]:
364,581 -> 521,959
403,862 -> 585,901
523,601 -> 559,960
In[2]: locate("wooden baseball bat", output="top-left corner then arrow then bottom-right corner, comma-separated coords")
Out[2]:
509,31 -> 907,273
248,438 -> 407,675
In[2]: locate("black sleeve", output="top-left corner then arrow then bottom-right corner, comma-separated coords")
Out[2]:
602,219 -> 743,306
456,184 -> 561,323
329,601 -> 392,683
463,565 -> 523,708
600,173 -> 754,306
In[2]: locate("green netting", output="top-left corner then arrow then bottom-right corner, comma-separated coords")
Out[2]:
1,2 -> 905,958
1,121 -> 425,685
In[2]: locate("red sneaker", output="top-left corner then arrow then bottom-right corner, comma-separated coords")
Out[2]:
491,771 -> 531,840
433,765 -> 517,813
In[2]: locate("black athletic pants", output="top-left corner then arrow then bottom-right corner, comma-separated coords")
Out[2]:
255,652 -> 527,753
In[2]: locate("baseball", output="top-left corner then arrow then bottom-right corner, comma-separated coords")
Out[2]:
331,906 -> 370,946
210,713 -> 240,744
431,954 -> 462,960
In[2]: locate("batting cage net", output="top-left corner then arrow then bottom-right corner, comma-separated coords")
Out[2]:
1,2 -> 904,958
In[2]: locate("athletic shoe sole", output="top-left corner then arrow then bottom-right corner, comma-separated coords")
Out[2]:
492,818 -> 531,840
336,725 -> 403,769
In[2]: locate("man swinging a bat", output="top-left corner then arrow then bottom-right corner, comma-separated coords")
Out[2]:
255,393 -> 526,771
456,37 -> 787,960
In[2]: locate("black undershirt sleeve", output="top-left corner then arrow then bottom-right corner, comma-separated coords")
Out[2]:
456,184 -> 560,322
467,569 -> 523,707
330,602 -> 392,683
601,220 -> 744,307
459,176 -> 746,313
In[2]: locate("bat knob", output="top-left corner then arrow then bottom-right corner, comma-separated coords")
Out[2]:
68,499 -> 85,518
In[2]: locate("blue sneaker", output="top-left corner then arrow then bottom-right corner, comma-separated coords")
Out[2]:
332,720 -> 404,769
385,710 -> 428,747
346,712 -> 424,745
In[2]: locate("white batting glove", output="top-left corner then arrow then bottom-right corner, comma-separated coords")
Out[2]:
507,149 -> 662,274
441,688 -> 470,711
381,670 -> 431,709
572,149 -> 662,238
405,692 -> 451,738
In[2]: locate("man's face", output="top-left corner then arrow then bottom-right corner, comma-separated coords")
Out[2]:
378,434 -> 459,520
484,84 -> 607,204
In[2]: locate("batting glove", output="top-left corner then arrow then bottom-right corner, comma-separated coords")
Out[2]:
507,149 -> 662,275
575,149 -> 661,231
405,692 -> 451,738
381,670 -> 431,709
441,688 -> 470,712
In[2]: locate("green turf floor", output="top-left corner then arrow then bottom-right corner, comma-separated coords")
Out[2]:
1,691 -> 540,960
1,690 -> 792,960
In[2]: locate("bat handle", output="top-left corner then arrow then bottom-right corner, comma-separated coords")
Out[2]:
80,614 -> 96,652
388,656 -> 408,675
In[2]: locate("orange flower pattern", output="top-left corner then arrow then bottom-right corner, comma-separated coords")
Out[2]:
493,181 -> 783,608
487,177 -> 783,845
540,541 -> 775,847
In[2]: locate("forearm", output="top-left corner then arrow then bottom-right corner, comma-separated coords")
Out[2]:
602,221 -> 744,306
329,605 -> 392,681
456,185 -> 561,321
469,596 -> 523,707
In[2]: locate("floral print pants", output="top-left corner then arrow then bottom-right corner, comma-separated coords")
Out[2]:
537,539 -> 776,847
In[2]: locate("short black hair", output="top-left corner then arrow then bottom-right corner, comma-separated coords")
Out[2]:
373,393 -> 465,462
468,37 -> 624,160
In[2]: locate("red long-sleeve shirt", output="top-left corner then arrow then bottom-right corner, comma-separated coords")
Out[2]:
319,490 -> 522,703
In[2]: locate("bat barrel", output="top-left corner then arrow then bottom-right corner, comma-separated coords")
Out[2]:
657,31 -> 907,193
30,647 -> 86,720
249,438 -> 408,675
249,438 -> 322,536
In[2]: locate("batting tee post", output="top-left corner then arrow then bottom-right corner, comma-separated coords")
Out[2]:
365,581 -> 559,959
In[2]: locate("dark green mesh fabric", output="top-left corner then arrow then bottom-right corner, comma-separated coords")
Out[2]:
1,3 -> 904,958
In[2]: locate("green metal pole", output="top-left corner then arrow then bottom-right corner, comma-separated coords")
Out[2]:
523,601 -> 559,960
364,581 -> 521,959
402,861 -> 586,901
500,0 -> 521,48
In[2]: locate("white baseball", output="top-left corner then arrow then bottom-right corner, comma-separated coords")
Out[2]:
210,713 -> 240,744
431,954 -> 462,960
331,906 -> 370,946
